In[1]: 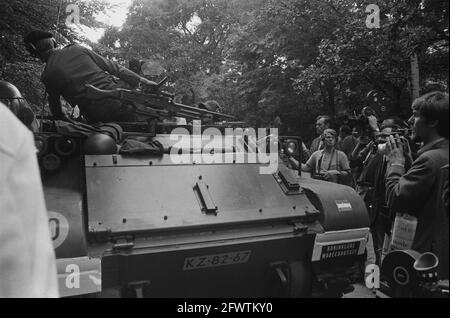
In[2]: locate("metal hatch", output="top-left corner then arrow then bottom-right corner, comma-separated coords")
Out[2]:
85,154 -> 319,237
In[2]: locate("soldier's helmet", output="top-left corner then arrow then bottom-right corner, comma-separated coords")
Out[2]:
83,133 -> 118,155
0,80 -> 36,126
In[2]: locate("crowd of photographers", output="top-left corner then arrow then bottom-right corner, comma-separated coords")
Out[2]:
299,92 -> 449,280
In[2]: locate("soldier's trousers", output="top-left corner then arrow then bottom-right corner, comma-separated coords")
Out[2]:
79,98 -> 137,123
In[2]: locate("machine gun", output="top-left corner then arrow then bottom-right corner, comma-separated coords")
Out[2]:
84,79 -> 234,122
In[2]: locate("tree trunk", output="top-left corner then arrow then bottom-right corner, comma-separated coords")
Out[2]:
319,80 -> 335,115
319,82 -> 328,111
392,87 -> 402,115
326,81 -> 335,115
410,53 -> 420,100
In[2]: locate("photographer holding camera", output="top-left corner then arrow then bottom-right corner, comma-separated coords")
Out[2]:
296,129 -> 352,185
348,108 -> 381,181
385,91 -> 449,280
355,117 -> 409,264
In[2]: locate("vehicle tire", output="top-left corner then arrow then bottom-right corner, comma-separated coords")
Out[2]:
289,261 -> 313,298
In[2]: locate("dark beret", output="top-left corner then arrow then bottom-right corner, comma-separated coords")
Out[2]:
24,30 -> 54,44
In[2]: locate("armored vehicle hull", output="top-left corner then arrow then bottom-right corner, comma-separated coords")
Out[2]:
36,128 -> 369,297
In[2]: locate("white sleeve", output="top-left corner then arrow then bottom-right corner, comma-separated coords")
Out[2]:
0,109 -> 58,298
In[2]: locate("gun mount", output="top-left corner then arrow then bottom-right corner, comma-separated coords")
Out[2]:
84,83 -> 234,122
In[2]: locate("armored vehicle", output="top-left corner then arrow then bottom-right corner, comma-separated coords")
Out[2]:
34,83 -> 369,297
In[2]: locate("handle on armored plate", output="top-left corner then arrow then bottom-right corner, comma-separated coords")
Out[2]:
271,262 -> 290,297
194,180 -> 218,215
278,165 -> 300,191
275,267 -> 288,289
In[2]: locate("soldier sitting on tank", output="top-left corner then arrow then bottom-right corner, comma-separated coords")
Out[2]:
23,30 -> 160,124
0,80 -> 39,132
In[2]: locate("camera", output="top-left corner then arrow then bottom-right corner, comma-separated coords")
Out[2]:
375,129 -> 410,154
311,172 -> 328,181
348,107 -> 379,140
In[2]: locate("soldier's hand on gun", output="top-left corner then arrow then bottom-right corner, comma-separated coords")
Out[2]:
139,77 -> 159,92
386,134 -> 405,166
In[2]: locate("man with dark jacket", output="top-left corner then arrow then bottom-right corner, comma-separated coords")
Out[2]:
23,30 -> 159,123
355,119 -> 404,264
385,91 -> 449,279
307,115 -> 331,158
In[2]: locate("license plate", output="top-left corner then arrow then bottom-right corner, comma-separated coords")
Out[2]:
183,250 -> 251,271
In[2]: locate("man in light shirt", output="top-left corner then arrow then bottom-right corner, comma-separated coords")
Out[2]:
0,101 -> 58,297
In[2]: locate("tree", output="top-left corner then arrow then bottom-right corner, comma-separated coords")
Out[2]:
2,0 -> 447,140
99,0 -> 265,107
0,0 -> 110,110
294,0 -> 449,118
228,0 -> 344,135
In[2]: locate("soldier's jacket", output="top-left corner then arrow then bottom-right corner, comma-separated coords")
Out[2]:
41,44 -> 142,112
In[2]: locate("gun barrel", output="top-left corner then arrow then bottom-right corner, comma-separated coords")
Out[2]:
171,101 -> 234,120
84,84 -> 235,120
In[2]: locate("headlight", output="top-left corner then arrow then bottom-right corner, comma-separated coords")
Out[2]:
42,153 -> 61,172
55,137 -> 77,156
285,140 -> 298,156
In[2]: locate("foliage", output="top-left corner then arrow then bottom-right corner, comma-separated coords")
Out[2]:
291,0 -> 449,118
99,0 -> 266,108
1,0 -> 448,142
228,0 -> 448,136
